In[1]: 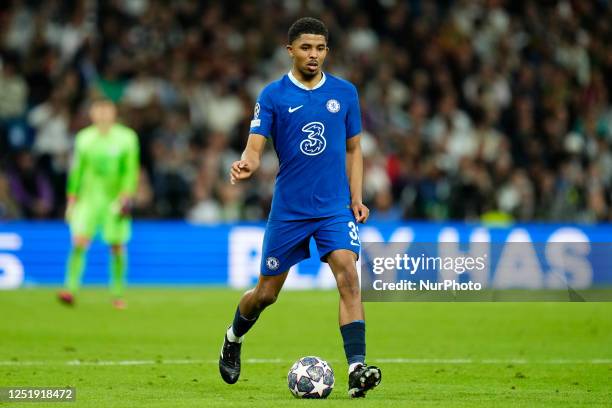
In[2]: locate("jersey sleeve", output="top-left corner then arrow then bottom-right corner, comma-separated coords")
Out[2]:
66,131 -> 85,197
345,85 -> 362,139
120,129 -> 140,196
249,86 -> 274,137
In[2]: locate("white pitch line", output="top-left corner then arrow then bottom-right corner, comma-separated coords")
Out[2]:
1,358 -> 611,367
377,358 -> 473,364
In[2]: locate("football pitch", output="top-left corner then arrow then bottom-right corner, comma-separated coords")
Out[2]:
1,289 -> 611,407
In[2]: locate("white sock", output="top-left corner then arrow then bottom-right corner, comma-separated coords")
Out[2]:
226,326 -> 243,343
348,362 -> 363,374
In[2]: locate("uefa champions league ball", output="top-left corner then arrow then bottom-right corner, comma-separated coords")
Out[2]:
287,356 -> 334,398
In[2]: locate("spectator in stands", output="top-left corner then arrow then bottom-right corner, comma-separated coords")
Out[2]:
1,0 -> 611,222
6,150 -> 54,219
0,170 -> 21,219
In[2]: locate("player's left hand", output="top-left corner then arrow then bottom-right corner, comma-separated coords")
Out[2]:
118,197 -> 133,217
351,202 -> 369,223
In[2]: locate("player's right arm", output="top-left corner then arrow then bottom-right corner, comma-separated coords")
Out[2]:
231,85 -> 275,184
230,134 -> 267,184
65,130 -> 86,219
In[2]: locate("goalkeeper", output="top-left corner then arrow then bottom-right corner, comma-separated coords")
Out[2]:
58,98 -> 139,309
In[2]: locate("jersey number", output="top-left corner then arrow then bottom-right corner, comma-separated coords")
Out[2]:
300,122 -> 326,156
348,221 -> 360,247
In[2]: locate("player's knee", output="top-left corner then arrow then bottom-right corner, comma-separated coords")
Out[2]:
337,278 -> 360,298
72,237 -> 90,251
332,257 -> 357,277
333,262 -> 359,297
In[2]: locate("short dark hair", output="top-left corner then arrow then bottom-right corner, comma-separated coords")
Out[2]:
288,17 -> 329,44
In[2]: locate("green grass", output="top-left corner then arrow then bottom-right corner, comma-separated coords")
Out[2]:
1,288 -> 611,407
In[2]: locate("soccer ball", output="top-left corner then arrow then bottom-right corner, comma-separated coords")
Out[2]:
287,356 -> 334,398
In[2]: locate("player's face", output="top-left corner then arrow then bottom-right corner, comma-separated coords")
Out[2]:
287,34 -> 328,78
89,102 -> 117,126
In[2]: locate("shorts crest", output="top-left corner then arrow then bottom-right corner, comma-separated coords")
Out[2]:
266,256 -> 280,271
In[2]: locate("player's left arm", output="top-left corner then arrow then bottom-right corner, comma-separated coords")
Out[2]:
118,130 -> 140,216
346,135 -> 369,223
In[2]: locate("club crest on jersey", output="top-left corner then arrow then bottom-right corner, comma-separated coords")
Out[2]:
326,99 -> 340,113
266,256 -> 280,271
300,122 -> 326,156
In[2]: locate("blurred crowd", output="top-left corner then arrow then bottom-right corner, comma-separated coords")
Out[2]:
1,0 -> 612,222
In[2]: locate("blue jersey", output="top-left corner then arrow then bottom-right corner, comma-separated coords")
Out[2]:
250,72 -> 362,221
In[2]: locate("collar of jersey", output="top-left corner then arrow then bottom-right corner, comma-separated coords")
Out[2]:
287,70 -> 326,91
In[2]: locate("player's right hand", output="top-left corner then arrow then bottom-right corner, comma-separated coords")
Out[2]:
65,199 -> 75,222
230,160 -> 253,184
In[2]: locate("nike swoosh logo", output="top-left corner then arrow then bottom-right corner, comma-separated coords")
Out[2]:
288,105 -> 303,113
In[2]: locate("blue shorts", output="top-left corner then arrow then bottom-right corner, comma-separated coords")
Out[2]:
261,211 -> 361,275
